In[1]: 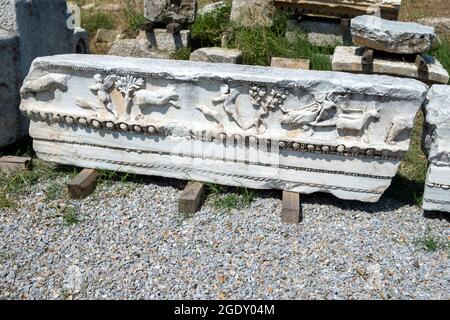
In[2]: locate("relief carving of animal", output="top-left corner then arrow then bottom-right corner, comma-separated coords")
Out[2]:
336,105 -> 379,137
133,86 -> 180,110
21,73 -> 70,98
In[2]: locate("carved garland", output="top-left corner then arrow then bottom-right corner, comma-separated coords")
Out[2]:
23,110 -> 406,161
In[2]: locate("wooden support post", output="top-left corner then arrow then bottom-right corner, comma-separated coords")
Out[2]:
0,156 -> 32,173
178,182 -> 205,214
67,168 -> 98,199
166,23 -> 182,34
415,54 -> 429,79
281,191 -> 302,224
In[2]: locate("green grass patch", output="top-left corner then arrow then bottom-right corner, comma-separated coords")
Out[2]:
414,225 -> 450,252
0,191 -> 13,209
433,40 -> 450,81
62,205 -> 80,226
123,7 -> 146,37
81,9 -> 115,36
171,47 -> 192,61
191,3 -> 333,69
206,183 -> 254,213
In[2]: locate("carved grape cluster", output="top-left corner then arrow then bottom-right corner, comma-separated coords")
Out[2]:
249,86 -> 289,110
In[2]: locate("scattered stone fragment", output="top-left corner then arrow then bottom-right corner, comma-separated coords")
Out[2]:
198,1 -> 226,16
271,57 -> 310,70
332,46 -> 449,84
144,0 -> 197,25
230,0 -> 275,27
137,29 -> 190,52
287,18 -> 352,47
190,47 -> 242,64
351,15 -> 436,54
422,85 -> 450,213
95,29 -> 122,44
67,3 -> 81,28
108,39 -> 171,59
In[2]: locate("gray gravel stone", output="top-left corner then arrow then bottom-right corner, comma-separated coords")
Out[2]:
0,174 -> 448,299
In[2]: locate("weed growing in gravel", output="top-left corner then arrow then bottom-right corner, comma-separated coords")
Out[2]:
206,183 -> 254,213
0,191 -> 13,208
62,206 -> 80,226
414,225 -> 450,252
44,182 -> 65,203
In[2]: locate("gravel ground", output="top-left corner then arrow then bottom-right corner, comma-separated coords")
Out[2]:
0,173 -> 449,300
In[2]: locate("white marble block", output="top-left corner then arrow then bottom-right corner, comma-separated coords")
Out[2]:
422,85 -> 450,213
20,55 -> 428,202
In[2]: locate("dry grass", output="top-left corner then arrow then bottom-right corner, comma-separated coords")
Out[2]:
399,0 -> 450,21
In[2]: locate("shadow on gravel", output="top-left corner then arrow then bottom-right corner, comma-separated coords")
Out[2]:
423,211 -> 450,223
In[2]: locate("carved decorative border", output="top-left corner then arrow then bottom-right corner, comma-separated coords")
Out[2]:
24,110 -> 406,161
426,182 -> 450,190
33,137 -> 392,180
37,150 -> 384,195
423,198 -> 450,205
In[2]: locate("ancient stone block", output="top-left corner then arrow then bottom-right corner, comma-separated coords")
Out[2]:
422,85 -> 450,213
108,39 -> 172,59
190,47 -> 242,64
144,0 -> 197,25
20,55 -> 427,203
0,0 -> 76,148
67,2 -> 81,28
332,46 -> 449,84
137,29 -> 190,52
351,15 -> 436,54
230,0 -> 275,27
0,30 -> 19,147
271,57 -> 310,70
274,0 -> 402,20
287,18 -> 352,47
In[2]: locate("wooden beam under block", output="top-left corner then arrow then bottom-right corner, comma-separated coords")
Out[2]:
67,168 -> 98,199
281,191 -> 302,224
178,182 -> 205,214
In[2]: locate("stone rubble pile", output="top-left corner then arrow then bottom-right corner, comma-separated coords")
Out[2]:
0,0 -> 88,149
332,15 -> 449,84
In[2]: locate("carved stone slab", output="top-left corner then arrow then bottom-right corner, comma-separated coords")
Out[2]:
422,85 -> 450,213
20,54 -> 428,203
274,0 -> 402,20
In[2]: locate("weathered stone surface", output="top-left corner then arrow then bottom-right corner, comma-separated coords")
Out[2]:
108,39 -> 171,59
230,0 -> 275,27
95,29 -> 121,43
287,18 -> 352,47
0,0 -> 75,148
422,85 -> 450,212
144,0 -> 197,25
20,54 -> 428,202
271,57 -> 310,70
351,15 -> 436,54
137,29 -> 190,52
332,46 -> 449,84
73,27 -> 89,54
274,0 -> 402,20
0,30 -> 19,147
190,47 -> 242,64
